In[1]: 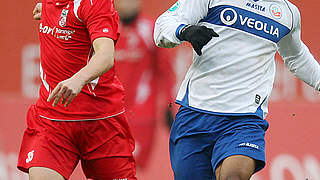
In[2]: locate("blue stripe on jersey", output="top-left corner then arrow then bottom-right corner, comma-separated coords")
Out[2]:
199,5 -> 291,43
180,81 -> 190,105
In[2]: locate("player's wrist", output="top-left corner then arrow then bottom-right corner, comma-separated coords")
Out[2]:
71,72 -> 90,86
176,24 -> 190,41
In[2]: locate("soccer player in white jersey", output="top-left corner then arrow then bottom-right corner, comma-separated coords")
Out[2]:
154,0 -> 320,179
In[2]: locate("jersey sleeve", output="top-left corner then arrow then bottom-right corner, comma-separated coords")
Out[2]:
78,0 -> 119,43
277,4 -> 320,91
153,0 -> 210,48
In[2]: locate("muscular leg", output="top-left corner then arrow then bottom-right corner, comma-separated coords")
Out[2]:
215,155 -> 255,180
29,167 -> 65,180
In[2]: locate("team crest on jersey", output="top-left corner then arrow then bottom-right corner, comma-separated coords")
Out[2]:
269,4 -> 282,19
168,1 -> 180,13
59,9 -> 69,27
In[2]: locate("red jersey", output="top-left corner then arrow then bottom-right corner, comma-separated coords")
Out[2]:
115,15 -> 175,120
36,0 -> 125,120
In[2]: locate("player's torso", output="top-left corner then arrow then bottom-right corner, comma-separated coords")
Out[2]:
40,0 -> 92,83
177,0 -> 296,117
193,0 -> 294,75
36,0 -> 125,120
115,17 -> 157,108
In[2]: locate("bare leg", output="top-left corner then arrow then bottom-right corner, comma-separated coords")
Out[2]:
29,167 -> 65,180
215,155 -> 255,180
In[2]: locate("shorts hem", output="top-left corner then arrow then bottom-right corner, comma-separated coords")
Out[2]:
213,151 -> 265,174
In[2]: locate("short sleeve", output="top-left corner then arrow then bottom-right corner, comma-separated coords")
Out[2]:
79,0 -> 120,43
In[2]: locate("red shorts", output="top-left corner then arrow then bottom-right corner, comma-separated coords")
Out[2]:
17,105 -> 137,180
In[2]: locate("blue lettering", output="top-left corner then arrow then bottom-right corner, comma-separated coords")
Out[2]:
246,2 -> 266,12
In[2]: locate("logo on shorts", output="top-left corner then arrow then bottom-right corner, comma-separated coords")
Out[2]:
26,150 -> 35,163
239,142 -> 259,149
103,28 -> 109,33
112,178 -> 128,180
59,9 -> 69,27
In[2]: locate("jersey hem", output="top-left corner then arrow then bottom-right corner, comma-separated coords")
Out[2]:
175,100 -> 264,119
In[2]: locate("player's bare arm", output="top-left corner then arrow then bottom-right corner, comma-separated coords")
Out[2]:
47,37 -> 115,107
33,3 -> 42,20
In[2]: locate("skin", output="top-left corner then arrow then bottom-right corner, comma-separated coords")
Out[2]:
30,5 -> 116,179
30,38 -> 115,179
215,155 -> 256,180
47,37 -> 115,108
29,167 -> 65,180
31,0 -> 138,108
32,2 -> 255,180
33,3 -> 42,20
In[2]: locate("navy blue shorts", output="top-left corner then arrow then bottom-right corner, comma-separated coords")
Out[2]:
169,106 -> 269,180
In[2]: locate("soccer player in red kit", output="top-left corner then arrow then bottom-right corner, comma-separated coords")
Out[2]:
115,0 -> 176,168
17,0 -> 137,179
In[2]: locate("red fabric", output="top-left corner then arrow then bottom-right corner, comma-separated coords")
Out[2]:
17,105 -> 137,179
115,15 -> 175,120
36,0 -> 124,120
115,15 -> 176,167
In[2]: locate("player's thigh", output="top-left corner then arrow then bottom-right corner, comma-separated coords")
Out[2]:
17,105 -> 80,179
170,134 -> 215,180
81,156 -> 137,180
211,117 -> 268,180
29,167 -> 65,180
215,155 -> 255,180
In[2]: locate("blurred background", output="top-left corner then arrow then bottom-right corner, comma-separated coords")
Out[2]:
0,0 -> 320,179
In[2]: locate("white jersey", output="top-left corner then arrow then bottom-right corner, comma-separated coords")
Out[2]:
154,0 -> 320,119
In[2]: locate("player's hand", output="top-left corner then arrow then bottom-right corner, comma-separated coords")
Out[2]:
180,25 -> 219,56
47,77 -> 85,108
33,3 -> 42,20
158,38 -> 178,48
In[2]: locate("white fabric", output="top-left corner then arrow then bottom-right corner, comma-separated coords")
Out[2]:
154,0 -> 320,118
73,0 -> 83,22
